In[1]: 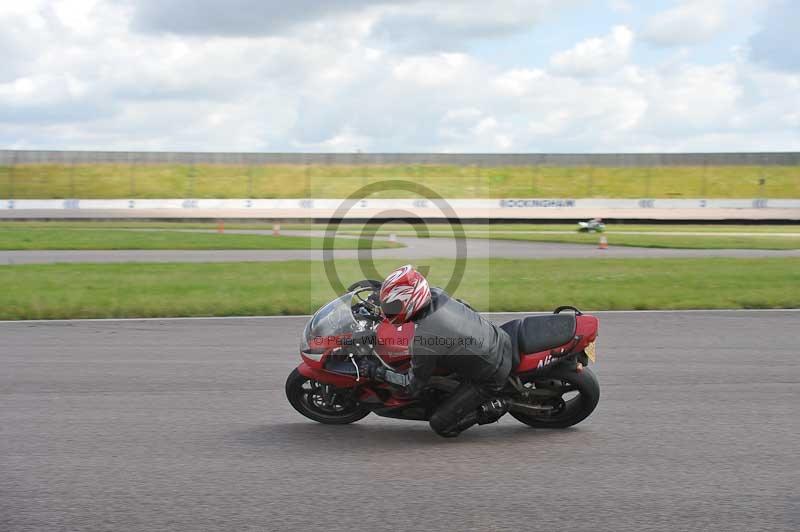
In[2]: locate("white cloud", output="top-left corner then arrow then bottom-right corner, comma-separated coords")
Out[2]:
0,1 -> 798,153
370,0 -> 578,50
608,0 -> 633,13
51,0 -> 102,32
438,110 -> 514,151
550,26 -> 634,77
130,0 -> 395,37
643,0 -> 727,46
292,126 -> 374,151
749,0 -> 800,72
492,69 -> 548,96
130,0 -> 578,50
637,63 -> 742,132
392,53 -> 478,86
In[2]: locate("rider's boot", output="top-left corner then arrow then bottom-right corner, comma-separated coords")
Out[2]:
429,382 -> 487,438
476,397 -> 509,425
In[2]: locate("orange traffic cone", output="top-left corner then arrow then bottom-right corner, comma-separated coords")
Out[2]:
598,235 -> 608,250
217,220 -> 225,233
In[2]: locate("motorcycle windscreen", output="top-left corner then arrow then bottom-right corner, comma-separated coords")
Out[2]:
300,293 -> 359,353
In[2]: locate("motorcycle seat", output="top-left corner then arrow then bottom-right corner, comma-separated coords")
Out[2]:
501,314 -> 576,355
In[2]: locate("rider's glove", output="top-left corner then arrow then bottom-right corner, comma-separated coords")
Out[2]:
358,358 -> 411,388
374,366 -> 410,388
357,357 -> 379,380
351,330 -> 377,347
404,372 -> 423,397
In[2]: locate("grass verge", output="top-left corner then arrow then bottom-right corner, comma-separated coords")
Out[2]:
0,228 -> 401,250
1,163 -> 798,198
1,221 -> 798,233
436,232 -> 800,250
339,224 -> 800,249
1,258 -> 797,320
2,222 -> 798,249
333,223 -> 800,234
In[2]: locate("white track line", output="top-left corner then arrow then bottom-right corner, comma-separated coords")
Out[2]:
0,308 -> 798,324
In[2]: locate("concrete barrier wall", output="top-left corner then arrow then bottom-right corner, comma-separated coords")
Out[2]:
2,150 -> 799,167
3,198 -> 799,210
2,198 -> 798,221
3,151 -> 797,219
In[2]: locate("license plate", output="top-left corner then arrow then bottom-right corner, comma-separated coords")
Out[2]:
585,341 -> 596,363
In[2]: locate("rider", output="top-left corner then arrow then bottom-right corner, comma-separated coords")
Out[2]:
360,264 -> 515,437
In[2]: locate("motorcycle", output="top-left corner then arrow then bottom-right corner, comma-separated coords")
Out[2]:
577,218 -> 606,233
286,280 -> 600,431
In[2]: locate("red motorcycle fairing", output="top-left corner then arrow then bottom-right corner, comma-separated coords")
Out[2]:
297,361 -> 415,408
299,313 -> 597,386
297,361 -> 359,388
514,314 -> 599,373
575,314 -> 599,345
300,321 -> 413,371
298,325 -> 414,390
375,320 -> 414,360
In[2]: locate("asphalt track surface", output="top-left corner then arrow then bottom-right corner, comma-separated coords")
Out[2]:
2,232 -> 800,264
2,311 -> 798,531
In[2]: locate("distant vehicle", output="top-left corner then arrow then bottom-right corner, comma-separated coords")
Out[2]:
578,218 -> 605,233
286,281 -> 600,433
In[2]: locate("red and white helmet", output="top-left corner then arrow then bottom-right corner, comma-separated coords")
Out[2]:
379,264 -> 431,324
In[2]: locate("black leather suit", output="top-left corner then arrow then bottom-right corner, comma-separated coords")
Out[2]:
409,288 -> 513,390
406,288 -> 514,436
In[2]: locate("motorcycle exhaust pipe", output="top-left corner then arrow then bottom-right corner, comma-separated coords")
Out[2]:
507,400 -> 555,415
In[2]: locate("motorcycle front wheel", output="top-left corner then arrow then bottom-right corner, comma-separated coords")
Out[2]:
285,368 -> 371,424
510,366 -> 599,429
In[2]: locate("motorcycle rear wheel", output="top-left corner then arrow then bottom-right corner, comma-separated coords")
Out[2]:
510,366 -> 599,429
285,368 -> 371,424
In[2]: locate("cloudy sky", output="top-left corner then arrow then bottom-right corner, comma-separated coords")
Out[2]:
1,0 -> 798,152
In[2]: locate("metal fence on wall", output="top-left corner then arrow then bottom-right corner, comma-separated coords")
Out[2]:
2,150 -> 799,166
